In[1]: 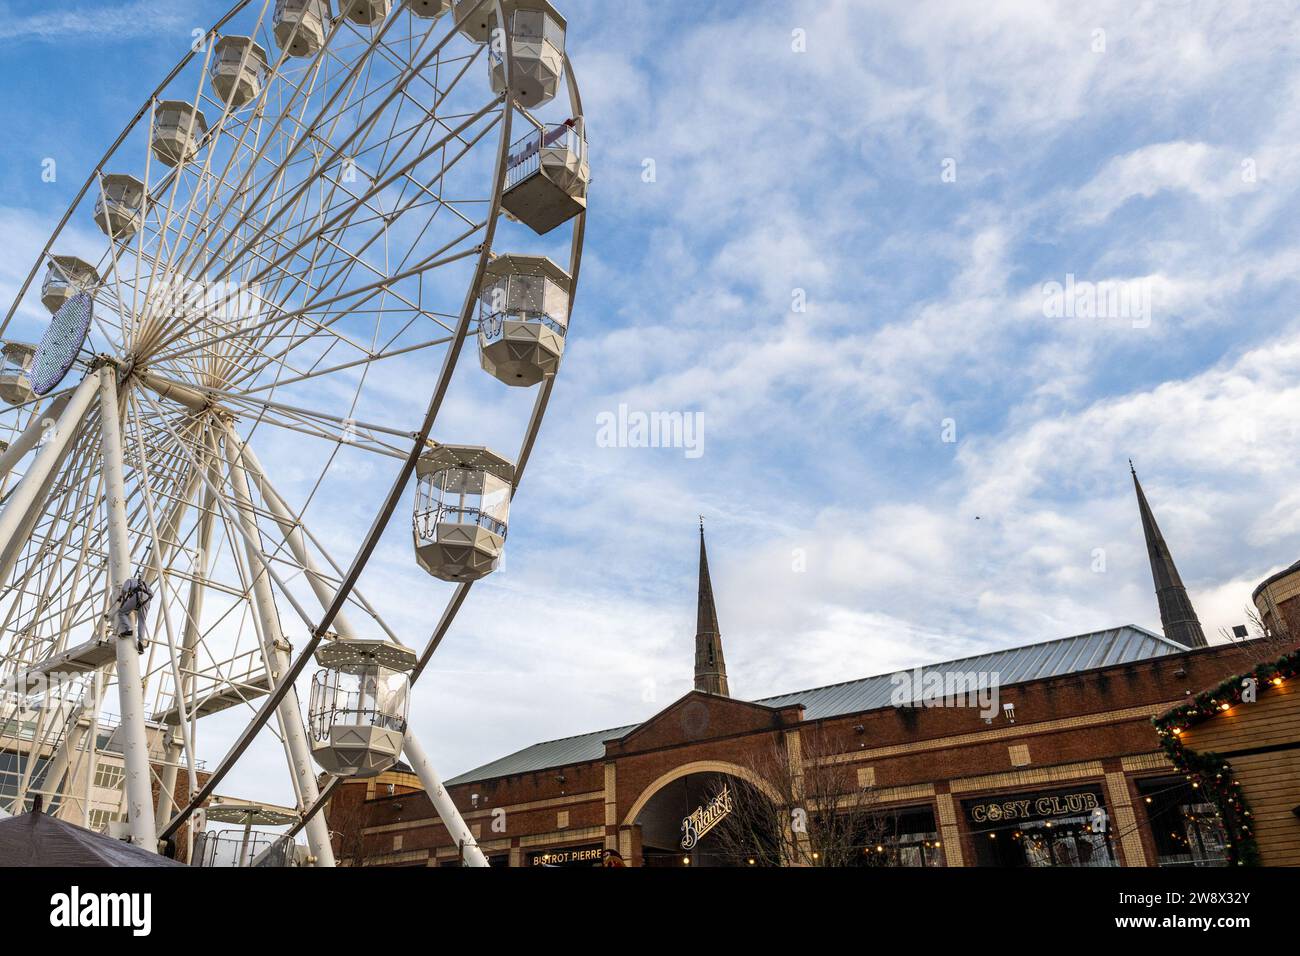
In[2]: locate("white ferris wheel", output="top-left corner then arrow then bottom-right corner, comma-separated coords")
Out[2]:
0,0 -> 588,867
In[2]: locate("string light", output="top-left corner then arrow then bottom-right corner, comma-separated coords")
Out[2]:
1150,647 -> 1299,866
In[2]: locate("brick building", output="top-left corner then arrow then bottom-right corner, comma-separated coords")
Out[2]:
1254,559 -> 1300,642
329,471 -> 1297,867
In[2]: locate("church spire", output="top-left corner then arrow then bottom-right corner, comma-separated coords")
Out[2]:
694,520 -> 730,696
1131,462 -> 1207,648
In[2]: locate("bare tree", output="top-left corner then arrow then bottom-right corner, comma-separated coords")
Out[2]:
1219,598 -> 1296,666
705,726 -> 893,867
321,781 -> 367,867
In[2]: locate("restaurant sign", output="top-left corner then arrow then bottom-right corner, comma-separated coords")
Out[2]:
968,790 -> 1100,824
681,785 -> 733,850
528,845 -> 604,867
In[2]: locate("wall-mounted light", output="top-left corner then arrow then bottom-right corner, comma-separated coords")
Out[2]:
1003,702 -> 1016,723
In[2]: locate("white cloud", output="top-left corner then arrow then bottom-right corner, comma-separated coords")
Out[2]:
5,0 -> 1300,804
1072,141 -> 1254,224
0,1 -> 197,43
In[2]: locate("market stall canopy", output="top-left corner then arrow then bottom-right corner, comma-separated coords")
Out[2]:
205,797 -> 299,827
0,811 -> 183,867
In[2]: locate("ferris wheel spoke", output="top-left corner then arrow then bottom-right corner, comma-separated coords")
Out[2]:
136,391 -> 318,636
145,124 -> 496,377
224,226 -> 486,385
150,211 -> 485,383
146,98 -> 502,364
0,431 -> 102,654
211,89 -> 499,334
241,331 -> 454,397
165,9 -> 349,283
141,371 -> 420,451
177,9 -> 442,290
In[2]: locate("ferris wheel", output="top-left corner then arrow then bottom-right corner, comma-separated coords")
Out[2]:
0,0 -> 587,866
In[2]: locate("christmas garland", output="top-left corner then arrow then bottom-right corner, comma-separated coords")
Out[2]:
1151,647 -> 1300,866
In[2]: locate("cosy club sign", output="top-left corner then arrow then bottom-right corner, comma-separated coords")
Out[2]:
968,790 -> 1100,824
681,785 -> 733,850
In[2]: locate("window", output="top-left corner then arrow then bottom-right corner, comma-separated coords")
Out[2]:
87,809 -> 123,831
964,786 -> 1116,867
855,806 -> 944,867
1136,777 -> 1228,867
0,752 -> 48,805
93,763 -> 125,792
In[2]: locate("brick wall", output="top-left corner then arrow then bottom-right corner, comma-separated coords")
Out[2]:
344,640 -> 1264,866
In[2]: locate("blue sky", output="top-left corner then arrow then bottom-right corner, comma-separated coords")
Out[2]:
2,0 -> 1300,798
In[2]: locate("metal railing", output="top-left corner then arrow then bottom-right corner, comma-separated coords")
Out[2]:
308,672 -> 408,743
192,827 -> 278,868
479,309 -> 568,343
505,120 -> 585,190
413,504 -> 508,541
252,834 -> 301,868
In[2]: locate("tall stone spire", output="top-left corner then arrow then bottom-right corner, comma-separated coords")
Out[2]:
1131,462 -> 1207,648
694,520 -> 730,696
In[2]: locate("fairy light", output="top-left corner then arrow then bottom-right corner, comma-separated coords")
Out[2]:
1150,647 -> 1299,866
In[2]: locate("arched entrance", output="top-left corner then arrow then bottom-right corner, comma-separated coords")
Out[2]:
625,761 -> 784,867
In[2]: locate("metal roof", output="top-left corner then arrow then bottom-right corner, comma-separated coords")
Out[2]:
754,625 -> 1179,718
445,625 -> 1182,785
447,724 -> 638,786
1252,558 -> 1300,601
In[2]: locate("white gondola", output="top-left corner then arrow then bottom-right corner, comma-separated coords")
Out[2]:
501,117 -> 588,235
0,343 -> 36,406
273,0 -> 331,58
488,0 -> 566,109
40,257 -> 101,314
93,174 -> 147,241
409,0 -> 451,20
308,639 -> 416,778
478,254 -> 571,387
454,0 -> 497,39
413,444 -> 515,581
210,36 -> 270,108
342,0 -> 389,23
151,100 -> 208,168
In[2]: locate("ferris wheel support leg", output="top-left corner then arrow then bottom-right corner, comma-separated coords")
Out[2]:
229,432 -> 361,642
97,367 -> 159,851
235,433 -> 472,866
402,732 -> 489,867
155,731 -> 183,827
157,461 -> 217,832
222,432 -> 336,867
0,375 -> 97,579
0,393 -> 70,480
